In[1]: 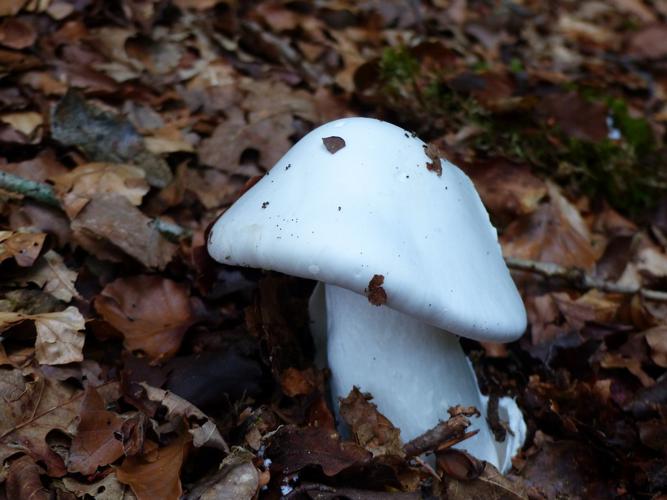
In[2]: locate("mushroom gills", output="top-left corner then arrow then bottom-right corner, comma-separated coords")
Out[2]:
309,282 -> 526,472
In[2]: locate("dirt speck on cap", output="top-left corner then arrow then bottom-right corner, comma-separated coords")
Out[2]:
423,143 -> 443,176
366,274 -> 387,306
323,136 -> 346,154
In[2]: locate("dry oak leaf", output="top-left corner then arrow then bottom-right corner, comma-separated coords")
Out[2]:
6,455 -> 50,500
502,183 -> 597,271
443,461 -> 528,499
68,387 -> 125,475
0,230 -> 46,267
52,163 -> 149,218
140,383 -> 228,451
20,250 -> 79,302
95,275 -> 194,363
187,449 -> 259,500
71,194 -> 177,269
0,367 -> 82,476
0,306 -> 86,365
339,386 -> 404,458
116,433 -> 190,500
645,326 -> 667,368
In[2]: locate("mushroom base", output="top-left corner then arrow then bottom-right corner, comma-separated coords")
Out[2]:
309,283 -> 526,472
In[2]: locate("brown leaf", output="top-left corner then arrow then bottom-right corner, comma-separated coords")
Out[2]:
423,143 -> 443,176
71,194 -> 177,269
52,163 -> 149,218
464,160 -> 547,220
95,275 -> 193,363
61,474 -> 131,499
265,425 -> 371,476
6,456 -> 50,500
443,462 -> 529,499
33,306 -> 86,365
140,383 -> 228,451
68,387 -> 124,475
187,449 -> 259,500
645,326 -> 667,367
322,136 -> 346,154
366,274 -> 387,306
116,433 -> 190,500
20,250 -> 79,302
0,230 -> 46,267
437,448 -> 485,480
0,306 -> 86,365
0,17 -> 37,50
0,367 -> 82,476
502,183 -> 597,271
538,92 -> 608,142
339,387 -> 404,458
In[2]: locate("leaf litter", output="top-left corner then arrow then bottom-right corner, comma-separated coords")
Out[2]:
0,0 -> 666,498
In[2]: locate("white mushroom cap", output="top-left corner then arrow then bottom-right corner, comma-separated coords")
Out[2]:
208,118 -> 526,342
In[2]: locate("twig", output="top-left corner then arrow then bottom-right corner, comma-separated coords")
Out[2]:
404,414 -> 472,458
506,256 -> 667,301
0,170 -> 191,240
0,171 -> 60,208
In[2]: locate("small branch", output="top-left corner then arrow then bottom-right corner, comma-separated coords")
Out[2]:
506,256 -> 667,301
0,170 -> 192,240
404,414 -> 472,458
0,171 -> 60,208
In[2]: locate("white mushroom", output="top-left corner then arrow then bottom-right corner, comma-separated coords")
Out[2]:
207,117 -> 527,471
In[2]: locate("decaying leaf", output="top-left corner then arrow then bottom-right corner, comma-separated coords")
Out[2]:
68,387 -> 125,475
265,425 -> 371,476
0,306 -> 86,365
0,366 -> 82,476
6,455 -> 50,500
339,387 -> 404,458
70,195 -> 177,269
20,250 -> 79,302
187,448 -> 259,500
116,433 -> 190,500
95,275 -> 194,363
0,230 -> 46,266
52,163 -> 149,218
140,383 -> 228,451
51,91 -> 172,188
443,462 -> 529,499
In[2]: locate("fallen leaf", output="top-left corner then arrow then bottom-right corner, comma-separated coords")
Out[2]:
20,250 -> 79,302
187,448 -> 259,500
0,366 -> 82,476
322,136 -> 346,154
265,425 -> 371,476
0,17 -> 37,49
61,473 -> 132,499
95,275 -> 193,363
443,462 -> 528,499
0,306 -> 86,365
68,387 -> 125,475
436,448 -> 484,480
502,183 -> 597,270
280,367 -> 317,397
6,456 -> 50,500
0,230 -> 46,267
645,326 -> 667,367
140,383 -> 228,451
52,163 -> 149,218
0,111 -> 43,139
33,306 -> 86,365
340,387 -> 404,458
71,194 -> 177,269
0,0 -> 28,17
51,91 -> 172,188
116,433 -> 190,500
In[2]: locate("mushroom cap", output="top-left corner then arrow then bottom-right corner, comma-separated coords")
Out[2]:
208,118 -> 526,342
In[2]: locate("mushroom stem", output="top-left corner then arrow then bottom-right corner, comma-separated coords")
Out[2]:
310,283 -> 525,472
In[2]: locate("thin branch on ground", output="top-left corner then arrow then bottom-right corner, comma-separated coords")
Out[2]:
0,170 -> 191,240
506,256 -> 667,301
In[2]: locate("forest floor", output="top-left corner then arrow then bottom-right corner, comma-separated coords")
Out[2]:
1,0 -> 667,498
